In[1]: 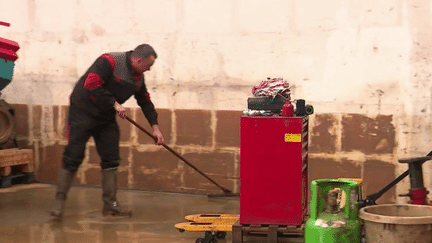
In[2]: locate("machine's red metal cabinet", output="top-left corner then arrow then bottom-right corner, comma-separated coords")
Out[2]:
240,116 -> 308,225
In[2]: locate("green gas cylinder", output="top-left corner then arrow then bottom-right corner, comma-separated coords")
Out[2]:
305,179 -> 361,243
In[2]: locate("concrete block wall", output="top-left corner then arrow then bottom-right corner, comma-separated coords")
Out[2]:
309,114 -> 397,203
12,104 -> 241,194
2,0 -> 432,203
11,103 -> 397,203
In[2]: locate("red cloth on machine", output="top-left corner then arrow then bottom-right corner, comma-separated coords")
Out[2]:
251,78 -> 291,98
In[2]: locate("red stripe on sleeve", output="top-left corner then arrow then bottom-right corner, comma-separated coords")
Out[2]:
114,76 -> 122,82
145,92 -> 151,102
101,54 -> 115,71
84,73 -> 104,90
66,125 -> 71,143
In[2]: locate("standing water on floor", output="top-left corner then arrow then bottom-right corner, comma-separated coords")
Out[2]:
0,184 -> 239,243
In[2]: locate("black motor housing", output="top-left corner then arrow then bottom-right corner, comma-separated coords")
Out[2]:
247,96 -> 314,116
247,95 -> 288,113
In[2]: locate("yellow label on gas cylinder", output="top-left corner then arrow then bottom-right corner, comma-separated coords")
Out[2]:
285,133 -> 301,142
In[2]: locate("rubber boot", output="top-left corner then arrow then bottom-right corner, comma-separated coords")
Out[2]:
102,168 -> 132,217
51,168 -> 75,218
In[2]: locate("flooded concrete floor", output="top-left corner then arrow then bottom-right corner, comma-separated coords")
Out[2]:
0,184 -> 239,243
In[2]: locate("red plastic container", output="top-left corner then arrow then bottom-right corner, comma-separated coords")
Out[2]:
0,21 -> 20,91
0,22 -> 20,61
0,38 -> 19,61
282,100 -> 294,117
0,21 -> 10,27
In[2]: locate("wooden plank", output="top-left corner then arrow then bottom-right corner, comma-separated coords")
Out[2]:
232,221 -> 305,243
0,149 -> 34,168
19,163 -> 34,173
268,225 -> 278,242
242,225 -> 304,234
232,221 -> 243,243
0,166 -> 11,176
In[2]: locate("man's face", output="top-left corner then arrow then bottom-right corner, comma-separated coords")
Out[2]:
134,55 -> 155,73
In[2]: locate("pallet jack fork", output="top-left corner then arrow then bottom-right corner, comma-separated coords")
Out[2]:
174,214 -> 240,243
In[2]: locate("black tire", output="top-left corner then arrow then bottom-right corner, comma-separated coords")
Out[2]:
216,231 -> 227,239
195,238 -> 204,243
0,99 -> 15,144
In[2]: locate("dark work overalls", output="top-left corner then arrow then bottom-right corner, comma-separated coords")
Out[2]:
51,51 -> 159,218
63,51 -> 158,172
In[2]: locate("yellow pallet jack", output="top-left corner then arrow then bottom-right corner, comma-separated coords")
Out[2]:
175,214 -> 239,243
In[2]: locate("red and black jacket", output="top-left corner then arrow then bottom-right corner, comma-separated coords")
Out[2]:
70,51 -> 158,125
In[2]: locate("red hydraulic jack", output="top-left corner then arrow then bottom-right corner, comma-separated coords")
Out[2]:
398,156 -> 430,205
359,154 -> 432,208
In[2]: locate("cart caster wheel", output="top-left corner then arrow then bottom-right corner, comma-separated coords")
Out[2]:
25,173 -> 34,184
178,229 -> 185,233
216,231 -> 227,239
1,177 -> 11,188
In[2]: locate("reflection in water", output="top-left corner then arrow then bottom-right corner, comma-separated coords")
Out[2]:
3,220 -> 229,243
0,186 -> 238,243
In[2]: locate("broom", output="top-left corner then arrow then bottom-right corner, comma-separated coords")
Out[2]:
125,116 -> 239,197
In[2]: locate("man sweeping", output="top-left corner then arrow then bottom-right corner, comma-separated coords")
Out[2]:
51,44 -> 165,218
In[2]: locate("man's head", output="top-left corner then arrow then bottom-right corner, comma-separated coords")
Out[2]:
131,44 -> 157,74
